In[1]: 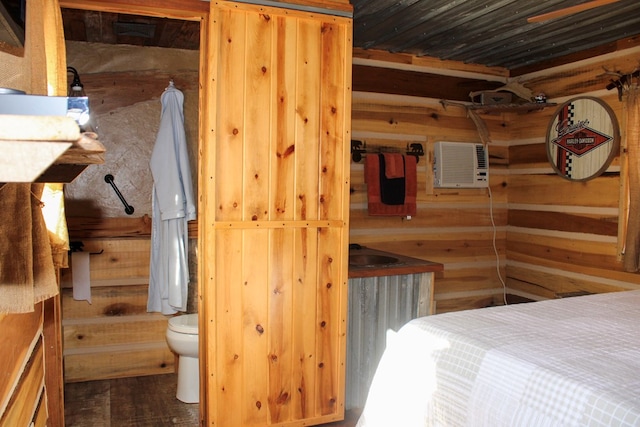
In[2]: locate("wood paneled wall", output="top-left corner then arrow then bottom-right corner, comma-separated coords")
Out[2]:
349,74 -> 511,313
350,46 -> 640,312
60,216 -> 199,382
60,236 -> 175,382
506,47 -> 640,299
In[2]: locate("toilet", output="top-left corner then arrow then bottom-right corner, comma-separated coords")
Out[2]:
166,313 -> 199,403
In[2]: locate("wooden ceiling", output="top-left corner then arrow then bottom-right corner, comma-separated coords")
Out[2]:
61,8 -> 201,50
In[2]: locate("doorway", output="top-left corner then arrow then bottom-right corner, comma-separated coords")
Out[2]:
57,2 -> 207,425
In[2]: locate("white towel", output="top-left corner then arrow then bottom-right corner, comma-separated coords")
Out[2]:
72,252 -> 91,304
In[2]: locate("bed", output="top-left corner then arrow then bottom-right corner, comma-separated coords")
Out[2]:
356,290 -> 640,427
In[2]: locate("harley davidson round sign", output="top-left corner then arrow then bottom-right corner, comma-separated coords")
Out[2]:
546,96 -> 619,181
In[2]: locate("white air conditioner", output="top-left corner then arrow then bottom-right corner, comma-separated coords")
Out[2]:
433,141 -> 489,188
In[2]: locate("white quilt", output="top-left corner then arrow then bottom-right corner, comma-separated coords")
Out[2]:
356,290 -> 640,427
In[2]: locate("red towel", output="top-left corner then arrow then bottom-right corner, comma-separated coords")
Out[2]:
365,154 -> 417,216
383,153 -> 405,178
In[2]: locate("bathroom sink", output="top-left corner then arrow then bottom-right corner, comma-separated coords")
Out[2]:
349,254 -> 400,267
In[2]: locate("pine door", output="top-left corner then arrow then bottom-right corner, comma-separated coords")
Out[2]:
200,2 -> 352,425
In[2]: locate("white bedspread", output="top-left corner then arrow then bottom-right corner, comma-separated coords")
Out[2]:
356,290 -> 640,427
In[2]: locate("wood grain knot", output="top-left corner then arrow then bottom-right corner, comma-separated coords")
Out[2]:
103,303 -> 132,316
276,391 -> 289,405
256,324 -> 265,334
283,144 -> 295,157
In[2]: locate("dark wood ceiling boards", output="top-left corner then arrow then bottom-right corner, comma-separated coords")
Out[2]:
61,8 -> 200,50
352,64 -> 504,101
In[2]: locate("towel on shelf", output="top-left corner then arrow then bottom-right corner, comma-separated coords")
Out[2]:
365,153 -> 417,216
0,183 -> 58,314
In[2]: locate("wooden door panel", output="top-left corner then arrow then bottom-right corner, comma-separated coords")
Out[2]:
204,2 -> 351,425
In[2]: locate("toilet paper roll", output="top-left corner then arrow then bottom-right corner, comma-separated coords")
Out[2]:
72,251 -> 92,304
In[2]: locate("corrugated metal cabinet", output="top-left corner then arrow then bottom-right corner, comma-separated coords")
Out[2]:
200,1 -> 352,425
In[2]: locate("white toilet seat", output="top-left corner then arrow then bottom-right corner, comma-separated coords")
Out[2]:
168,313 -> 198,334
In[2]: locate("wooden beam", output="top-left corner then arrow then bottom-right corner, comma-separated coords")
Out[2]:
527,0 -> 620,24
352,64 -> 503,101
43,295 -> 64,427
511,35 -> 640,76
623,86 -> 640,271
59,0 -> 209,20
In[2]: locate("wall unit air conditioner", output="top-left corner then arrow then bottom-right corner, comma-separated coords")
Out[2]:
433,141 -> 489,188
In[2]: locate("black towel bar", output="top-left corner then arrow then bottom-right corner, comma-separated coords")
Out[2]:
350,140 -> 424,163
104,174 -> 135,215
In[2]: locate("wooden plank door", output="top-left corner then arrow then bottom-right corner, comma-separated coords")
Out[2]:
200,2 -> 352,426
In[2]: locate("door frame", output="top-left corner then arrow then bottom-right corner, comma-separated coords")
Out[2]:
56,0 -> 210,423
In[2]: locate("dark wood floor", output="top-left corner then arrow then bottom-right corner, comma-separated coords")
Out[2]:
64,374 -> 358,426
64,374 -> 199,426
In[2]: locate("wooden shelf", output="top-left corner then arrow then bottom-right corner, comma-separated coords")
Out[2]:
0,115 -> 105,182
468,102 -> 557,114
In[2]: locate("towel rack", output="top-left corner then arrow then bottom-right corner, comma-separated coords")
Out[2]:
351,140 -> 424,163
69,241 -> 103,255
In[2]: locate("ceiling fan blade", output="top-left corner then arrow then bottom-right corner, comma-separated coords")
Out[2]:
527,0 -> 620,23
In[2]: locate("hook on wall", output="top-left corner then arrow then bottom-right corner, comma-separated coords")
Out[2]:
606,69 -> 640,101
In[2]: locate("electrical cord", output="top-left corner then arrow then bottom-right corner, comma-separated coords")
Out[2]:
487,183 -> 508,305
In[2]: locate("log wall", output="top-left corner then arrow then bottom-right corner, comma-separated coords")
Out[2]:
59,236 -> 175,382
350,54 -> 511,313
505,47 -> 640,299
350,46 -> 640,312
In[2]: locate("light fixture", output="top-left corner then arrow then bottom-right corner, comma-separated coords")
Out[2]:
66,66 -> 90,127
67,66 -> 85,97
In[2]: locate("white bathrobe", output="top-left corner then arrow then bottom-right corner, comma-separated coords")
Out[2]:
147,82 -> 196,315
